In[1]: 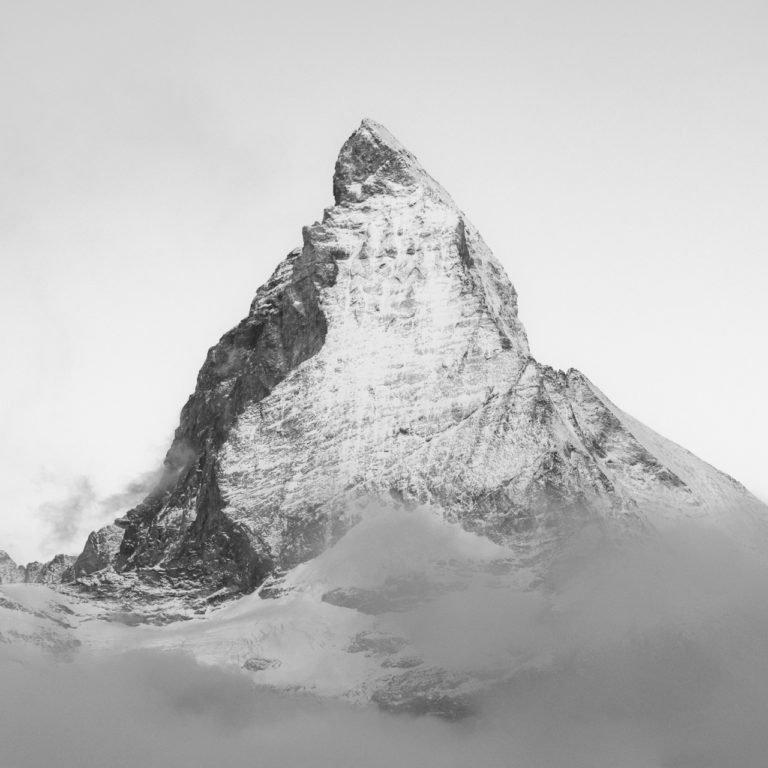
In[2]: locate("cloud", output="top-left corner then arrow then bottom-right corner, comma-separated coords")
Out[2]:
0,650 -> 464,768
36,476 -> 96,550
3,516 -> 768,767
471,522 -> 768,768
97,468 -> 163,517
34,468 -> 161,557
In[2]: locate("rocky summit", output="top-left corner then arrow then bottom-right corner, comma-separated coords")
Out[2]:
1,120 -> 766,712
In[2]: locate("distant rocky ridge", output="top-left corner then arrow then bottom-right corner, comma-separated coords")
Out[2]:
0,550 -> 75,585
0,525 -> 123,587
0,551 -> 26,584
2,119 -> 765,603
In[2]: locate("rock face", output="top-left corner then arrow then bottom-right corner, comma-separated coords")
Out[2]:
72,524 -> 124,578
69,119 -> 766,594
23,554 -> 76,585
1,551 -> 76,585
0,551 -> 25,584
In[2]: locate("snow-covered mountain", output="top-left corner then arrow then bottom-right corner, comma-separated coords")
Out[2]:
2,120 -> 765,713
110,118 -> 763,590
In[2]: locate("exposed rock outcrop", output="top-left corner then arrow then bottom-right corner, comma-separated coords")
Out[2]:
0,551 -> 25,584
24,554 -> 76,584
1,551 -> 76,585
72,524 -> 124,577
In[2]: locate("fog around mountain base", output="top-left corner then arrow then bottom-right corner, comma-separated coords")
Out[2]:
2,516 -> 768,768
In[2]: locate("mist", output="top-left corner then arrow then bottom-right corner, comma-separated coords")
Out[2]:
3,516 -> 768,768
28,467 -> 162,561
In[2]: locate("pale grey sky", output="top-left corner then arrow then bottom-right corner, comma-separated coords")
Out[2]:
1,0 -> 766,561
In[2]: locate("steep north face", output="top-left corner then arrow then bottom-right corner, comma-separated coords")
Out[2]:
52,119 -> 765,595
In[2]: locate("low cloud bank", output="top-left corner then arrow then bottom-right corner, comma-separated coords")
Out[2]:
3,519 -> 768,767
0,652 -> 463,768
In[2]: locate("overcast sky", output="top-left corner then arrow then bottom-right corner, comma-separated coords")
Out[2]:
1,0 -> 766,562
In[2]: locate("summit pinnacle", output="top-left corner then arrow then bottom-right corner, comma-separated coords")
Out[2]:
333,118 -> 452,205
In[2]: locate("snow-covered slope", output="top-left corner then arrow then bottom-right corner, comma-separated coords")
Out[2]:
0,506 -> 540,714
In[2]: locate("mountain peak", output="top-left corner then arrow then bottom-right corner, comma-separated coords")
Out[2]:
356,117 -> 403,149
60,120 -> 766,604
333,119 -> 451,205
